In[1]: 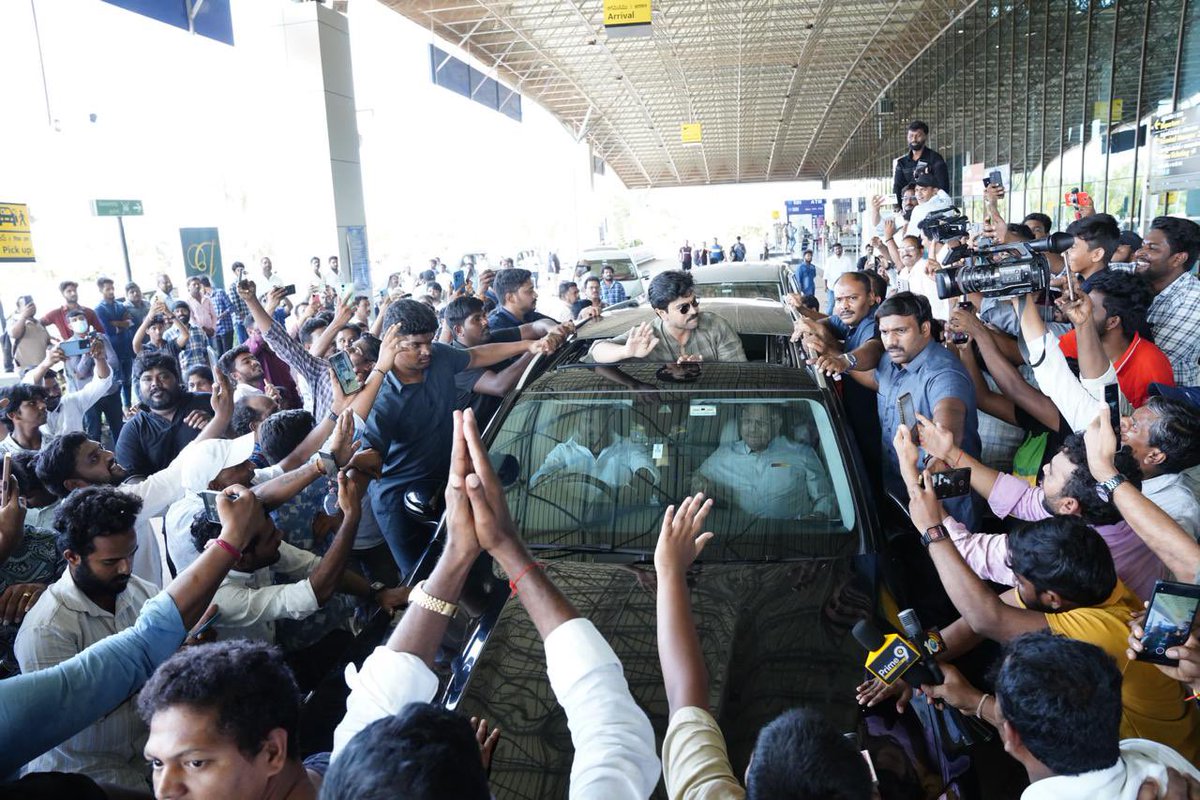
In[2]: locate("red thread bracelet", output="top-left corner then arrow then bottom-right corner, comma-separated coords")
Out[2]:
953,448 -> 964,468
508,562 -> 544,596
205,538 -> 242,560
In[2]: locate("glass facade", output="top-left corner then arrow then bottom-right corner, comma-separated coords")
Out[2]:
839,0 -> 1200,230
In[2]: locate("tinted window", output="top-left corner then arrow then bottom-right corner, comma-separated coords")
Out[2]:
489,394 -> 857,561
693,281 -> 780,301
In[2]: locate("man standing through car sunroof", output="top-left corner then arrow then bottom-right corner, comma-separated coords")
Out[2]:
589,271 -> 747,364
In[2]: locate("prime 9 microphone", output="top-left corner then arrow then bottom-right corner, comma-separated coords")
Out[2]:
852,619 -> 940,687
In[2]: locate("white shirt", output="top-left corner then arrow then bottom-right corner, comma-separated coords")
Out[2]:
1026,329 -> 1118,433
1022,738 -> 1200,800
538,296 -> 575,323
331,617 -> 660,799
905,190 -> 953,237
233,382 -> 264,402
531,437 -> 658,489
32,369 -> 116,439
821,254 -> 855,286
697,436 -> 834,519
210,542 -> 321,644
15,570 -> 158,789
1142,472 -> 1200,540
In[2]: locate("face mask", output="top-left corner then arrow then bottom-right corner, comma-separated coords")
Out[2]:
70,320 -> 89,335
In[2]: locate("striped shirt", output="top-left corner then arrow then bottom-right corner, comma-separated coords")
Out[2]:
1148,271 -> 1200,386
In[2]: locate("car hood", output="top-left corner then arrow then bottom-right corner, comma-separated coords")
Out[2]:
450,556 -> 872,799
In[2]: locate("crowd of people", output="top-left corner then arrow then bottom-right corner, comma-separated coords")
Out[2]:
0,118 -> 1198,798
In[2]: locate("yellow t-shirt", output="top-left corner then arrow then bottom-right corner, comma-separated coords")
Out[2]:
1038,581 -> 1200,765
661,706 -> 746,800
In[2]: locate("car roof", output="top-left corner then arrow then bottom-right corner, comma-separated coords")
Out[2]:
687,262 -> 789,283
526,359 -> 820,393
574,299 -> 795,339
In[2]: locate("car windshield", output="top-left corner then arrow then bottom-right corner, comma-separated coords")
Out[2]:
490,393 -> 858,561
693,281 -> 780,301
581,257 -> 637,281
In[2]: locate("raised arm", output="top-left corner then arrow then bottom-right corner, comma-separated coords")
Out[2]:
911,413 -> 1002,504
1085,413 -> 1200,580
655,495 -> 715,716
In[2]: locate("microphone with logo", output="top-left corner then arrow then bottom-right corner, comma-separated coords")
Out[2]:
853,615 -> 992,748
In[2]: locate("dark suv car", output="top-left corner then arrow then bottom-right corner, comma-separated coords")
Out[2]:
407,299 -> 971,798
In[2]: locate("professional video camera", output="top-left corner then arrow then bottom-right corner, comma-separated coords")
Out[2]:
935,232 -> 1075,300
917,207 -> 971,242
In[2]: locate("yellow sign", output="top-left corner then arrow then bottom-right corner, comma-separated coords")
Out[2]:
772,210 -> 781,220
603,0 -> 651,27
681,122 -> 702,144
1094,99 -> 1123,122
0,202 -> 34,262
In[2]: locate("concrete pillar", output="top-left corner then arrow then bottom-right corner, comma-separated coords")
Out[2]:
278,3 -> 368,289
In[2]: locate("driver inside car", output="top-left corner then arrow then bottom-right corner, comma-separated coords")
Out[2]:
692,403 -> 834,519
529,406 -> 659,495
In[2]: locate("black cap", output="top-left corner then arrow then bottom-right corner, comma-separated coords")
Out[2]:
914,173 -> 939,188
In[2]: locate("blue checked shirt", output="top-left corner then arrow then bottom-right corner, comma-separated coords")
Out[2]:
165,324 -> 213,373
600,279 -> 627,306
1148,272 -> 1200,386
211,289 -> 234,336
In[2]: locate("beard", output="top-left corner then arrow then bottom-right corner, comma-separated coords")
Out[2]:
145,385 -> 183,411
72,558 -> 130,599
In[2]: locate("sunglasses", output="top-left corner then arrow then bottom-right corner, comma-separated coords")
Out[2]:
674,300 -> 700,313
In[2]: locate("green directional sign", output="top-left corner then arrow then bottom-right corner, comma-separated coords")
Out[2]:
92,199 -> 144,217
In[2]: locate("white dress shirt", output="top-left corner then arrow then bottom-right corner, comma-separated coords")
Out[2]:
1022,738 -> 1200,800
697,436 -> 834,519
331,617 -> 660,799
531,437 -> 658,489
15,570 -> 158,790
209,542 -> 321,644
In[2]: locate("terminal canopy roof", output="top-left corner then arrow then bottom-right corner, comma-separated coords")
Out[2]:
380,0 -> 976,187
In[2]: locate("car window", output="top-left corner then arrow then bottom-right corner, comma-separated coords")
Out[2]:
581,257 -> 637,281
693,281 -> 780,301
489,394 -> 857,561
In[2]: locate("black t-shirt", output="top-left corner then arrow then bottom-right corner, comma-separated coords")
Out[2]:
114,393 -> 212,476
451,327 -> 522,427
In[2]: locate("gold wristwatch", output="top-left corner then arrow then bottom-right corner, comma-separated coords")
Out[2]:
409,580 -> 458,618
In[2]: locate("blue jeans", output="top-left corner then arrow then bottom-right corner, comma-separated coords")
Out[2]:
826,289 -> 836,315
84,391 -> 125,447
372,502 -> 436,580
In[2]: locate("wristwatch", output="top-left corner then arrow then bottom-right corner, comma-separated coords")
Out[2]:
1096,473 -> 1128,502
368,581 -> 387,596
921,524 -> 951,547
843,352 -> 858,370
409,580 -> 459,618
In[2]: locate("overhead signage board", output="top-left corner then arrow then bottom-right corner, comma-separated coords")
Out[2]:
180,227 -> 225,288
1150,106 -> 1200,193
0,202 -> 35,262
785,199 -> 824,217
92,199 -> 144,217
681,122 -> 702,144
604,0 -> 651,38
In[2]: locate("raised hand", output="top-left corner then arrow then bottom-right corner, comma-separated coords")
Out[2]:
654,494 -> 714,578
855,676 -> 911,713
215,485 -> 268,553
912,412 -> 954,462
328,409 -> 360,468
443,410 -> 481,560
1055,283 -> 1094,328
458,409 -> 522,556
471,717 -> 502,773
209,361 -> 234,420
907,469 -> 947,533
623,322 -> 660,359
1084,411 -> 1120,483
376,323 -> 402,373
336,468 -> 365,519
892,423 -> 921,487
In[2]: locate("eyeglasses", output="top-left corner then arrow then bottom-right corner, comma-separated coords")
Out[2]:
675,301 -> 700,313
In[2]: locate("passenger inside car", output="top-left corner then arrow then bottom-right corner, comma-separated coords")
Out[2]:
692,403 -> 834,519
528,404 -> 659,497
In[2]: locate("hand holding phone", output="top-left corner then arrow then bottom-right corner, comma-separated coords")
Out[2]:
1135,580 -> 1200,666
897,392 -> 920,446
329,350 -> 362,395
1,454 -> 11,507
931,467 -> 971,499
